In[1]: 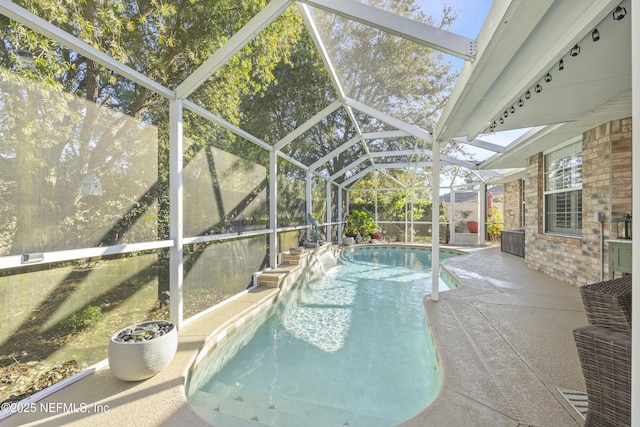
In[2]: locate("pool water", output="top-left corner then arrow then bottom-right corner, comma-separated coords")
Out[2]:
188,247 -> 458,427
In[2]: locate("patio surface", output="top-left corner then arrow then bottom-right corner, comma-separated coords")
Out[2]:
4,245 -> 588,426
410,245 -> 588,426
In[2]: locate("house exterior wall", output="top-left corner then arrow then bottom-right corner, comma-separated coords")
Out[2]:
522,118 -> 632,285
503,179 -> 523,230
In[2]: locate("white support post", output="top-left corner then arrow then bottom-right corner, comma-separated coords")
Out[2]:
449,183 -> 455,244
431,140 -> 440,301
306,169 -> 313,221
269,151 -> 278,268
338,186 -> 343,243
374,188 -> 378,224
169,100 -> 184,328
346,189 -> 350,217
326,179 -> 331,241
404,193 -> 409,243
479,182 -> 487,245
631,0 -> 639,423
411,187 -> 415,243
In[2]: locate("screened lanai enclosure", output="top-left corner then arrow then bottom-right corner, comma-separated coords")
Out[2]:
0,0 -> 637,413
0,0 -> 504,399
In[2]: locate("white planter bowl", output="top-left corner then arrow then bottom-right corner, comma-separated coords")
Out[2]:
108,320 -> 178,381
343,237 -> 355,246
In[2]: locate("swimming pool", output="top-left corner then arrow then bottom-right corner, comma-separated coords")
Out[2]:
187,246 -> 460,426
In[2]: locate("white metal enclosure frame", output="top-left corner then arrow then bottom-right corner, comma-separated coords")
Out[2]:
0,0 -> 636,419
0,0 -> 496,323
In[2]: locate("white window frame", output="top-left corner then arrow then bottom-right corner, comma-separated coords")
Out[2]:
543,137 -> 583,237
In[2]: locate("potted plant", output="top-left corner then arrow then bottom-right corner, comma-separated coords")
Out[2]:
108,320 -> 178,381
343,213 -> 360,245
345,210 -> 379,244
343,223 -> 358,246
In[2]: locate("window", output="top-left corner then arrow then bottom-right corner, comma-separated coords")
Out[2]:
544,140 -> 582,235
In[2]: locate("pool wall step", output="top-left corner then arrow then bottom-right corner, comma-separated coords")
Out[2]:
190,386 -> 395,427
256,264 -> 299,288
189,407 -> 269,427
203,380 -> 397,425
256,244 -> 337,291
188,244 -> 340,398
281,251 -> 309,265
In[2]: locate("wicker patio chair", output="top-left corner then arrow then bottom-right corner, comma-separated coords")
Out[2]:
574,276 -> 632,426
573,325 -> 631,427
579,275 -> 631,331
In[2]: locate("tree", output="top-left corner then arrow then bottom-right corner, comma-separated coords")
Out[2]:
238,1 -> 460,222
313,0 -> 458,131
0,0 -> 302,255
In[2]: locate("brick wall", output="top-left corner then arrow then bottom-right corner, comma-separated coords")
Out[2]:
609,119 -> 633,225
522,118 -> 632,285
503,179 -> 523,230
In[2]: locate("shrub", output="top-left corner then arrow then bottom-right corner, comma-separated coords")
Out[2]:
345,210 -> 378,237
62,305 -> 103,332
487,207 -> 504,241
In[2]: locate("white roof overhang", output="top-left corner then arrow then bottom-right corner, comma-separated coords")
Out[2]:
437,0 -> 632,170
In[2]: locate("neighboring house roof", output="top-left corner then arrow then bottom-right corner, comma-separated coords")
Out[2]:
441,186 -> 504,203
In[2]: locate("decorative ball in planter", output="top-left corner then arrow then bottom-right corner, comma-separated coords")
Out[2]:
108,320 -> 178,381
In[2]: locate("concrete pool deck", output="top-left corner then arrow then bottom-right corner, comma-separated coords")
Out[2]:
414,245 -> 587,427
4,245 -> 588,426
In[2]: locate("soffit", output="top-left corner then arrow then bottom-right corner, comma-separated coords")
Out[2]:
436,0 -> 631,170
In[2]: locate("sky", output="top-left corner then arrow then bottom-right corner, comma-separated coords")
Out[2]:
414,1 -> 532,153
415,0 -> 493,73
417,0 -> 495,38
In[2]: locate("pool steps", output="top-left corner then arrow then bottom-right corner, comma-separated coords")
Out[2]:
255,264 -> 298,288
256,251 -> 309,288
281,251 -> 309,265
190,381 -> 395,427
188,246 -> 337,396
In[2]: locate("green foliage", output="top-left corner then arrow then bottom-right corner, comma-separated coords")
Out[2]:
1,1 -> 303,254
1,0 -> 462,255
239,1 -> 459,187
349,185 -> 448,224
346,209 -> 378,237
313,0 -> 457,130
61,305 -> 103,332
487,207 -> 504,242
